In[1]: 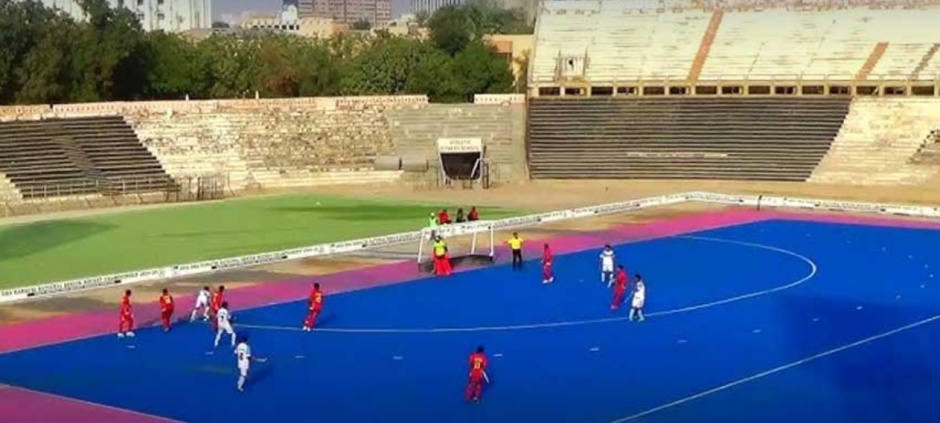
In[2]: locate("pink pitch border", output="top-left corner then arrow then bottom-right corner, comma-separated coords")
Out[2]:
3,208 -> 940,423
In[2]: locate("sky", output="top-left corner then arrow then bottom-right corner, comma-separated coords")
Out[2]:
216,0 -> 409,22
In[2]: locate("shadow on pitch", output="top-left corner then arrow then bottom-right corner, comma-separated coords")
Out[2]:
0,220 -> 115,264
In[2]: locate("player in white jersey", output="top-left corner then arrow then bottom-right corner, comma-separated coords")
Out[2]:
214,302 -> 236,348
629,275 -> 646,322
190,286 -> 211,322
599,245 -> 616,287
234,336 -> 253,392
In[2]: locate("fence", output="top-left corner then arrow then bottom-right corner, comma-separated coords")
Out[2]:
1,173 -> 231,208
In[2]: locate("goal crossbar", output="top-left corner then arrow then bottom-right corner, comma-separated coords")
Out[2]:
417,221 -> 496,272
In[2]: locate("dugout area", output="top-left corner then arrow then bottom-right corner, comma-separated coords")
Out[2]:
3,211 -> 940,423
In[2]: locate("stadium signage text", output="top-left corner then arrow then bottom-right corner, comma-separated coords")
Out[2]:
437,138 -> 483,154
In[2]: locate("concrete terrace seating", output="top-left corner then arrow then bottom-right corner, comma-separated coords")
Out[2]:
868,44 -> 933,80
532,1 -> 600,84
130,102 -> 406,191
920,51 -> 940,81
56,116 -> 173,193
0,117 -> 170,199
533,2 -> 711,84
386,104 -> 527,182
591,10 -> 712,81
528,97 -> 851,181
131,112 -> 253,190
701,11 -> 828,80
532,1 -> 940,84
0,172 -> 22,202
810,99 -> 940,185
910,130 -> 940,164
0,120 -> 99,198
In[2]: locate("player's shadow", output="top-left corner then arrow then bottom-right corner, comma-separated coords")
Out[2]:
315,312 -> 338,327
249,360 -> 276,389
772,294 -> 940,421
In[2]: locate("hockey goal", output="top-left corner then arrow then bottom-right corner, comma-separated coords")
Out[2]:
417,221 -> 496,273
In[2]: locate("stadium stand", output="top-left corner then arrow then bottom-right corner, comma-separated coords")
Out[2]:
386,103 -> 527,183
531,1 -> 940,89
58,117 -> 173,193
128,98 -> 414,191
919,47 -> 940,80
910,129 -> 940,164
528,97 -> 850,181
810,99 -> 940,185
868,43 -> 931,80
0,171 -> 21,202
0,117 -> 171,199
0,119 -> 101,198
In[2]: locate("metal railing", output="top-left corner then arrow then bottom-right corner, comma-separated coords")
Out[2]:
1,173 -> 231,206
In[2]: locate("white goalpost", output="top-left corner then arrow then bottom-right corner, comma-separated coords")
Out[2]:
417,220 -> 497,272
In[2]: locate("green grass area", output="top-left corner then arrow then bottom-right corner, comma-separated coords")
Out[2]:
0,194 -> 522,289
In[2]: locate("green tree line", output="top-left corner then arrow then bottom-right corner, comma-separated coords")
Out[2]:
0,0 -> 526,105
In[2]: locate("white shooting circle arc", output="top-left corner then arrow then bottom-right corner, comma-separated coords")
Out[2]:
240,236 -> 818,334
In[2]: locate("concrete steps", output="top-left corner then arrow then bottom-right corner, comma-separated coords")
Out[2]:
386,103 -> 526,183
128,101 -> 409,192
810,98 -> 940,186
529,97 -> 850,181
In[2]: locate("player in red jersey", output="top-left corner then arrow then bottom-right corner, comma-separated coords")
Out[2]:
210,285 -> 226,331
302,282 -> 324,332
117,290 -> 135,338
610,265 -> 629,311
159,289 -> 175,332
465,346 -> 489,403
541,243 -> 554,284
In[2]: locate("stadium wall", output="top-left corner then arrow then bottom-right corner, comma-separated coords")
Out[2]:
386,98 -> 528,183
0,95 -> 529,195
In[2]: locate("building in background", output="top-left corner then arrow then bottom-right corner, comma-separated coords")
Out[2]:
497,0 -> 537,22
410,0 -> 463,16
242,4 -> 338,38
485,34 -> 533,82
296,0 -> 390,27
30,0 -> 212,32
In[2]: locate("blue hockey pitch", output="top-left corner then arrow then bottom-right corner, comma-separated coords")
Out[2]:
3,219 -> 940,423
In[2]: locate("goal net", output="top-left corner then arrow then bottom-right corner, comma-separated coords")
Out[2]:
417,221 -> 496,273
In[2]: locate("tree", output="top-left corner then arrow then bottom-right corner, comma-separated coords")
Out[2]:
69,0 -> 147,101
0,0 -> 78,104
414,11 -> 430,27
451,40 -> 513,101
340,35 -> 461,102
463,0 -> 533,36
351,19 -> 372,31
340,35 -> 417,95
15,21 -> 76,104
211,21 -> 230,29
141,31 -> 197,99
427,6 -> 472,56
405,43 -> 461,103
193,35 -> 262,98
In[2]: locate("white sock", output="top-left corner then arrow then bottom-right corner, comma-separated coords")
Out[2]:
237,376 -> 245,390
629,309 -> 636,321
230,333 -> 236,347
214,331 -> 221,347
